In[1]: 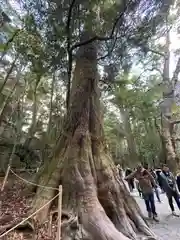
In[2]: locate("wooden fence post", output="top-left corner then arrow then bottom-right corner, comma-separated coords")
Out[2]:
1,165 -> 11,191
57,185 -> 62,240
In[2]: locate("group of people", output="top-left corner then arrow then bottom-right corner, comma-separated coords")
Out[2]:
117,163 -> 180,222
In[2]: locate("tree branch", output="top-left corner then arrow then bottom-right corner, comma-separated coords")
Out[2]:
0,54 -> 19,94
146,67 -> 163,77
144,47 -> 165,57
97,32 -> 120,61
70,0 -> 128,52
146,82 -> 163,93
171,120 -> 180,125
0,29 -> 20,62
127,39 -> 165,57
171,56 -> 180,87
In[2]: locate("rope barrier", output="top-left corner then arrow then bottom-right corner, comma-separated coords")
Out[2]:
0,192 -> 60,238
10,169 -> 59,190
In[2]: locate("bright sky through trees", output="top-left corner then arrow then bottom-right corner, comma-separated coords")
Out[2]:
6,0 -> 180,78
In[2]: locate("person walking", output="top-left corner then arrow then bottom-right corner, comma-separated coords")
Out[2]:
125,164 -> 159,221
117,164 -> 123,178
176,173 -> 180,192
176,172 -> 180,192
156,168 -> 164,193
125,168 -> 134,192
143,164 -> 161,202
149,168 -> 161,203
135,179 -> 142,198
160,164 -> 180,216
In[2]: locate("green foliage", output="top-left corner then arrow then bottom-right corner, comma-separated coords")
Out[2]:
106,72 -> 163,165
0,0 -> 176,170
104,111 -> 126,163
0,44 -> 7,52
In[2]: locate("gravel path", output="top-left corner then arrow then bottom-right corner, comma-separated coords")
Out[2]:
134,190 -> 180,240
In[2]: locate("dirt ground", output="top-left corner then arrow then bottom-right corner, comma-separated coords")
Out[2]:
0,175 -> 58,240
134,190 -> 180,240
1,175 -> 180,240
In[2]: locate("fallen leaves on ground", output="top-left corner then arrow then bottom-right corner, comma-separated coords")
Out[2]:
0,175 -> 58,240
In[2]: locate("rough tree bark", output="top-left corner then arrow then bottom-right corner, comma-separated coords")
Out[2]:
160,25 -> 180,172
32,32 -> 156,240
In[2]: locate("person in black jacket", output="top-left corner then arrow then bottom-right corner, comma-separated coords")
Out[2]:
156,168 -> 164,193
160,165 -> 180,216
176,173 -> 180,192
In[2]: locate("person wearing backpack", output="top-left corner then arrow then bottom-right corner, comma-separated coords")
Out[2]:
125,163 -> 159,221
160,164 -> 180,216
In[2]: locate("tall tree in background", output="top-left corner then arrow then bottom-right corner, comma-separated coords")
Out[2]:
154,3 -> 180,172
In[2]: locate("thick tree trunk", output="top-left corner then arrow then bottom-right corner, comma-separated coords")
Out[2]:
32,33 -> 156,240
160,27 -> 179,172
161,115 -> 177,172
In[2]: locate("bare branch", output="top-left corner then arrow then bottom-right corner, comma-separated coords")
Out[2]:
146,67 -> 163,77
71,35 -> 112,52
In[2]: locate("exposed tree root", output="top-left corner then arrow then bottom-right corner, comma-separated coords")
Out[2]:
95,153 -> 156,239
31,131 -> 157,240
0,219 -> 34,237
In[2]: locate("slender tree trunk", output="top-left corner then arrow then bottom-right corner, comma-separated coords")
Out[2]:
0,54 -> 18,94
121,108 -> 138,166
47,75 -> 55,135
32,32 -> 156,240
24,76 -> 41,148
0,75 -> 20,125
